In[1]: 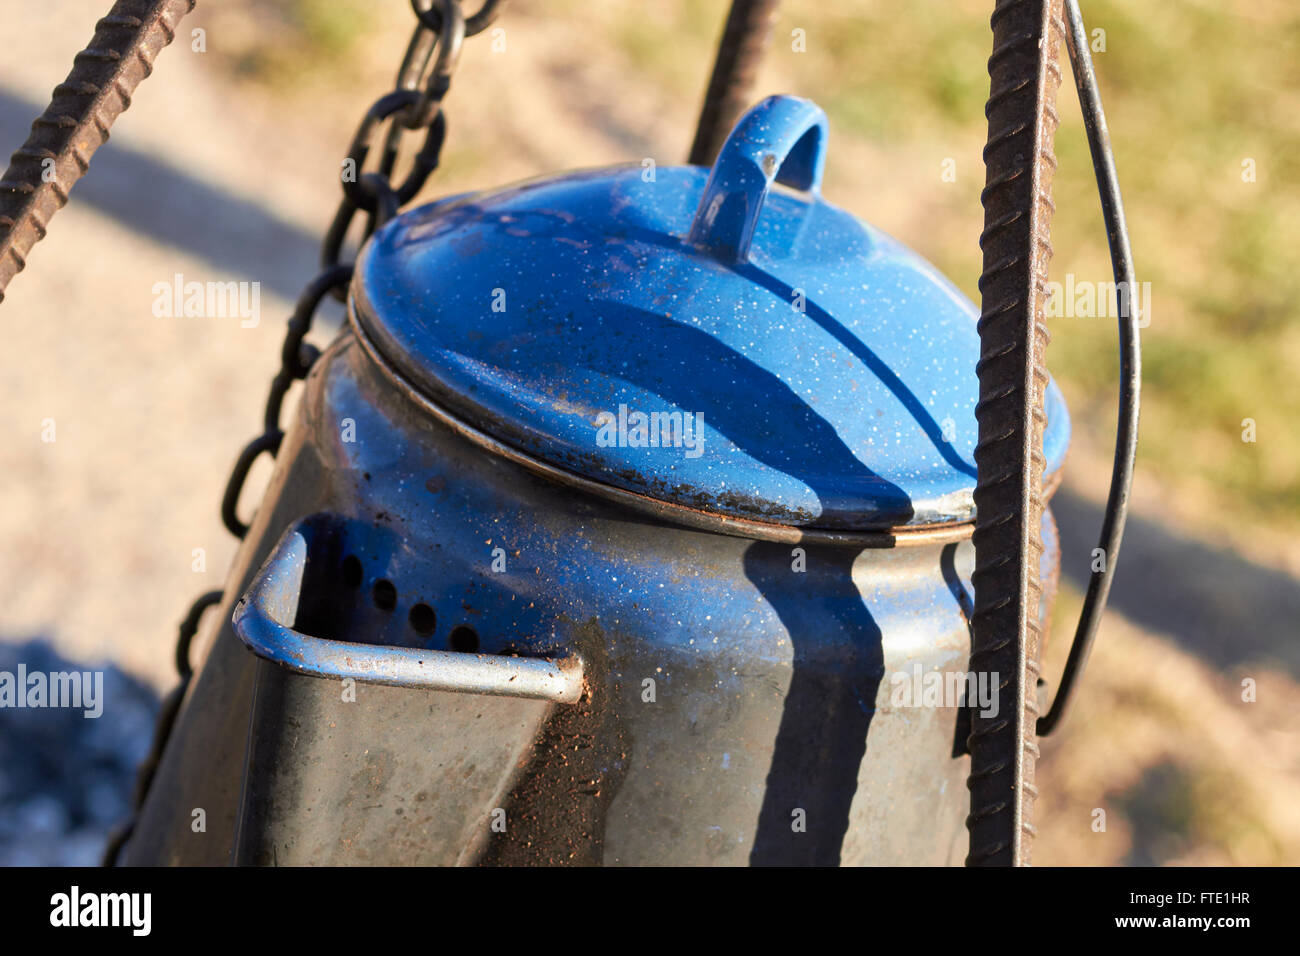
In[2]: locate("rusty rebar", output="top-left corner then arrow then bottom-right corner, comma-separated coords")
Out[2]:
688,0 -> 781,167
966,0 -> 1065,867
0,0 -> 196,303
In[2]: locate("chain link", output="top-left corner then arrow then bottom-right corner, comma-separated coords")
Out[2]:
104,0 -> 496,865
411,0 -> 504,38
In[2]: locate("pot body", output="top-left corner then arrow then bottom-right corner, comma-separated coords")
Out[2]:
122,322 -> 1060,866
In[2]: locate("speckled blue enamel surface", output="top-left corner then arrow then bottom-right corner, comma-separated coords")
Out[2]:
355,151 -> 1069,530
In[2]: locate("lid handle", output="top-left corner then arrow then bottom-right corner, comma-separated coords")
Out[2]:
687,95 -> 828,263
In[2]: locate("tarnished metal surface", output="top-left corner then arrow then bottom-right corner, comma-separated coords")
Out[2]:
967,0 -> 1065,866
235,663 -> 554,866
124,323 -> 1065,865
110,86 -> 1075,865
0,0 -> 195,303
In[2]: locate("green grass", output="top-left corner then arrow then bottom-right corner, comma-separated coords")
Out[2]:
229,0 -> 379,88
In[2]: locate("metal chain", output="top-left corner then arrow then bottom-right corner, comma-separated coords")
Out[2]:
104,0 -> 503,866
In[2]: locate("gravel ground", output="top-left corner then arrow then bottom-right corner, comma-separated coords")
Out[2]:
0,641 -> 157,865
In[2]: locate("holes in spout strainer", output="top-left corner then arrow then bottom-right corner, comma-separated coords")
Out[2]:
337,553 -> 475,651
372,579 -> 397,611
342,555 -> 363,588
408,602 -> 437,636
448,626 -> 479,653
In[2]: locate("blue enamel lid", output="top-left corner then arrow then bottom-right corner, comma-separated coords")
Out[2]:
353,95 -> 1069,530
